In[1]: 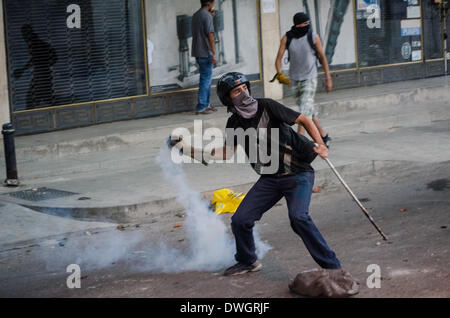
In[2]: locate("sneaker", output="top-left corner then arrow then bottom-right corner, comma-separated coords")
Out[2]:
207,105 -> 218,112
224,260 -> 262,276
322,134 -> 331,148
196,108 -> 215,115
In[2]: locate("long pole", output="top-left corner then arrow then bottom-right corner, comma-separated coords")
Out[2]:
232,0 -> 239,64
315,144 -> 388,240
2,123 -> 19,187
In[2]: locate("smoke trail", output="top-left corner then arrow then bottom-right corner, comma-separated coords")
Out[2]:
148,148 -> 271,273
39,148 -> 271,274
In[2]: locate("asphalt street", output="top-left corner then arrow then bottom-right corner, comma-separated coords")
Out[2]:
0,151 -> 448,298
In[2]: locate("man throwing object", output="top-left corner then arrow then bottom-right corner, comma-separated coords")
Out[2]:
171,72 -> 342,276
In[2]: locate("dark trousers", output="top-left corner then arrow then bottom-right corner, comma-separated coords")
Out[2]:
231,172 -> 341,269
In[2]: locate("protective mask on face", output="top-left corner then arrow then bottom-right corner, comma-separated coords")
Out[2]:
231,89 -> 258,119
289,24 -> 310,38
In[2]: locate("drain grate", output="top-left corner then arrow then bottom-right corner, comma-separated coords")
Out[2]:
6,187 -> 78,202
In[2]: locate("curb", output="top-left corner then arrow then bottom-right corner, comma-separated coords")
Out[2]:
317,83 -> 450,119
13,159 -> 432,224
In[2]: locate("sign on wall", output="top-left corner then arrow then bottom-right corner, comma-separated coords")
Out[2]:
262,0 -> 276,13
401,19 -> 422,36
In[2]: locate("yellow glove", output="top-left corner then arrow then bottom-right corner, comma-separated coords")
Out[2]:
270,72 -> 291,86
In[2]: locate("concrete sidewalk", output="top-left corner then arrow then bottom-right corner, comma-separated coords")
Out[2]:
0,76 -> 449,243
4,75 -> 450,160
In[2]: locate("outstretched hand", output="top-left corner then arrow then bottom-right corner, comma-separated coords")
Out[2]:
167,136 -> 183,153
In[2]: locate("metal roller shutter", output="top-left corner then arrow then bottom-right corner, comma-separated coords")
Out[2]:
3,0 -> 147,112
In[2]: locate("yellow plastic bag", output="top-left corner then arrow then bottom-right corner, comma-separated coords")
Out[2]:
210,188 -> 246,215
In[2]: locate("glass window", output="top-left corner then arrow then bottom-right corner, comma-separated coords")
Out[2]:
356,0 -> 423,67
447,3 -> 450,59
422,0 -> 442,60
4,0 -> 147,112
145,0 -> 261,94
279,0 -> 356,71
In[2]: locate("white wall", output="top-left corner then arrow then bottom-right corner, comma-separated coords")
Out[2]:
261,0 -> 283,100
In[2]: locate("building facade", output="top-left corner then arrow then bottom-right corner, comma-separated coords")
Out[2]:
0,0 -> 448,135
281,0 -> 449,95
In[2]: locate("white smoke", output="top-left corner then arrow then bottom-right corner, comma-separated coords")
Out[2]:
148,148 -> 271,273
39,148 -> 271,274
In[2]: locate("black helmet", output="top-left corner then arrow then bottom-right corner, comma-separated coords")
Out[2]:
216,72 -> 251,112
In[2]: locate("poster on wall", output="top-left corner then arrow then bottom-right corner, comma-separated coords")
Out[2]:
279,0 -> 356,71
262,0 -> 276,13
401,19 -> 422,36
145,0 -> 261,94
356,0 -> 380,13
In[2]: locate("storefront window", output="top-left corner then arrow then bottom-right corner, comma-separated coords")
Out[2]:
422,0 -> 442,60
447,3 -> 450,59
145,0 -> 261,94
4,0 -> 147,112
279,0 -> 357,71
356,0 -> 423,67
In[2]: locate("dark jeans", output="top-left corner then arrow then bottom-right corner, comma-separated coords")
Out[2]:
231,172 -> 341,269
196,56 -> 213,112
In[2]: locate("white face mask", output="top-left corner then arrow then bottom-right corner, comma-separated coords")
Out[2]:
231,89 -> 258,119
